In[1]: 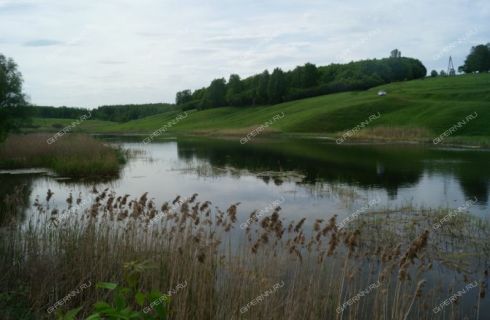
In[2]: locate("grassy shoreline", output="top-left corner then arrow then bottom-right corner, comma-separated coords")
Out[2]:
22,126 -> 490,149
86,131 -> 490,150
0,133 -> 125,178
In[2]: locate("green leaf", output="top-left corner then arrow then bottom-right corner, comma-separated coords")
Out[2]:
96,282 -> 118,290
85,313 -> 102,320
135,292 -> 146,306
94,301 -> 112,312
62,307 -> 82,320
120,288 -> 131,296
115,291 -> 127,311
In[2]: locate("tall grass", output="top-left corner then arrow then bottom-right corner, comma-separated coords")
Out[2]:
0,189 -> 488,319
342,127 -> 432,142
0,134 -> 124,177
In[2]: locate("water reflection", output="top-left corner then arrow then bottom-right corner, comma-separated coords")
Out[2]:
0,174 -> 35,225
1,137 -> 489,226
176,138 -> 490,206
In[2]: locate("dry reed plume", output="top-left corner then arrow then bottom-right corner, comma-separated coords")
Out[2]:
0,188 -> 488,319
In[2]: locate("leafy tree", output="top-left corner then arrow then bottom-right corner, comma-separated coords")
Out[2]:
460,44 -> 490,73
288,63 -> 318,89
255,70 -> 270,104
319,64 -> 342,84
267,68 -> 286,104
302,63 -> 319,88
440,70 -> 447,77
191,88 -> 206,101
225,74 -> 243,106
0,54 -> 29,141
390,49 -> 401,58
176,90 -> 192,105
201,78 -> 226,108
288,66 -> 303,88
430,70 -> 438,77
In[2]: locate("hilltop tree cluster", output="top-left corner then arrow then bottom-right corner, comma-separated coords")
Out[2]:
459,43 -> 490,74
176,56 -> 427,110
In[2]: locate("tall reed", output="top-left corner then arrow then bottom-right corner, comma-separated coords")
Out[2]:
0,189 -> 488,319
0,133 -> 124,177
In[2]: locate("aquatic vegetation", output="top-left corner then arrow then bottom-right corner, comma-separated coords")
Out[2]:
0,190 -> 488,319
0,134 -> 125,177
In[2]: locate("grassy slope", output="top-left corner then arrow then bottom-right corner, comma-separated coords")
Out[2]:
32,74 -> 490,139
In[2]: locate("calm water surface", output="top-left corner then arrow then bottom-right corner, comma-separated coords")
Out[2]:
2,136 -> 490,225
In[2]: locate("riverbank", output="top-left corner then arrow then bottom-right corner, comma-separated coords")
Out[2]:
81,131 -> 489,151
27,73 -> 490,147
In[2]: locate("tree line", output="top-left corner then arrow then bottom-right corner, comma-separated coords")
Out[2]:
430,43 -> 490,77
26,103 -> 175,122
176,54 -> 427,110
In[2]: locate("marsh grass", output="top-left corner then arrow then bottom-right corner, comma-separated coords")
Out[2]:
339,127 -> 433,142
0,134 -> 124,177
0,189 -> 488,319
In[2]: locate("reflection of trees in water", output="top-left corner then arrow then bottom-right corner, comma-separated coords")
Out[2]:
176,139 -> 490,205
424,152 -> 490,204
459,178 -> 489,204
173,160 -> 304,187
0,170 -> 122,226
0,174 -> 34,225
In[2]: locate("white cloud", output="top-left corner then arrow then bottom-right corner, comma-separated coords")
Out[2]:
0,0 -> 488,107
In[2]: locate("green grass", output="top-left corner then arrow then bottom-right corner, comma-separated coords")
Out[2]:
30,74 -> 490,142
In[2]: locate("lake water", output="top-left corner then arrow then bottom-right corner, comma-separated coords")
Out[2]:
2,136 -> 489,226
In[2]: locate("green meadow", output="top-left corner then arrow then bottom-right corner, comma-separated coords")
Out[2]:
31,73 -> 490,143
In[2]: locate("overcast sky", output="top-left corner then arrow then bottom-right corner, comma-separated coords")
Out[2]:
0,0 -> 488,108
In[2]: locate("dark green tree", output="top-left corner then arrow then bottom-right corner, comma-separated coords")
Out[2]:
430,70 -> 438,77
201,78 -> 227,108
390,49 -> 401,58
256,70 -> 270,104
176,90 -> 192,105
192,88 -> 206,101
288,63 -> 318,89
0,54 -> 29,141
289,66 -> 303,88
226,74 -> 243,106
267,68 -> 286,104
302,63 -> 319,88
461,44 -> 490,73
319,64 -> 341,84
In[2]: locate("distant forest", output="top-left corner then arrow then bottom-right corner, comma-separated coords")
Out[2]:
176,53 -> 427,110
27,103 -> 175,122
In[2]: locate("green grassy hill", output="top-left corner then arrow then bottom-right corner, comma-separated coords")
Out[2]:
32,74 -> 490,142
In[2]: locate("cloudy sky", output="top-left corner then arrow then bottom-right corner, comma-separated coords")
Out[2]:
0,0 -> 488,108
